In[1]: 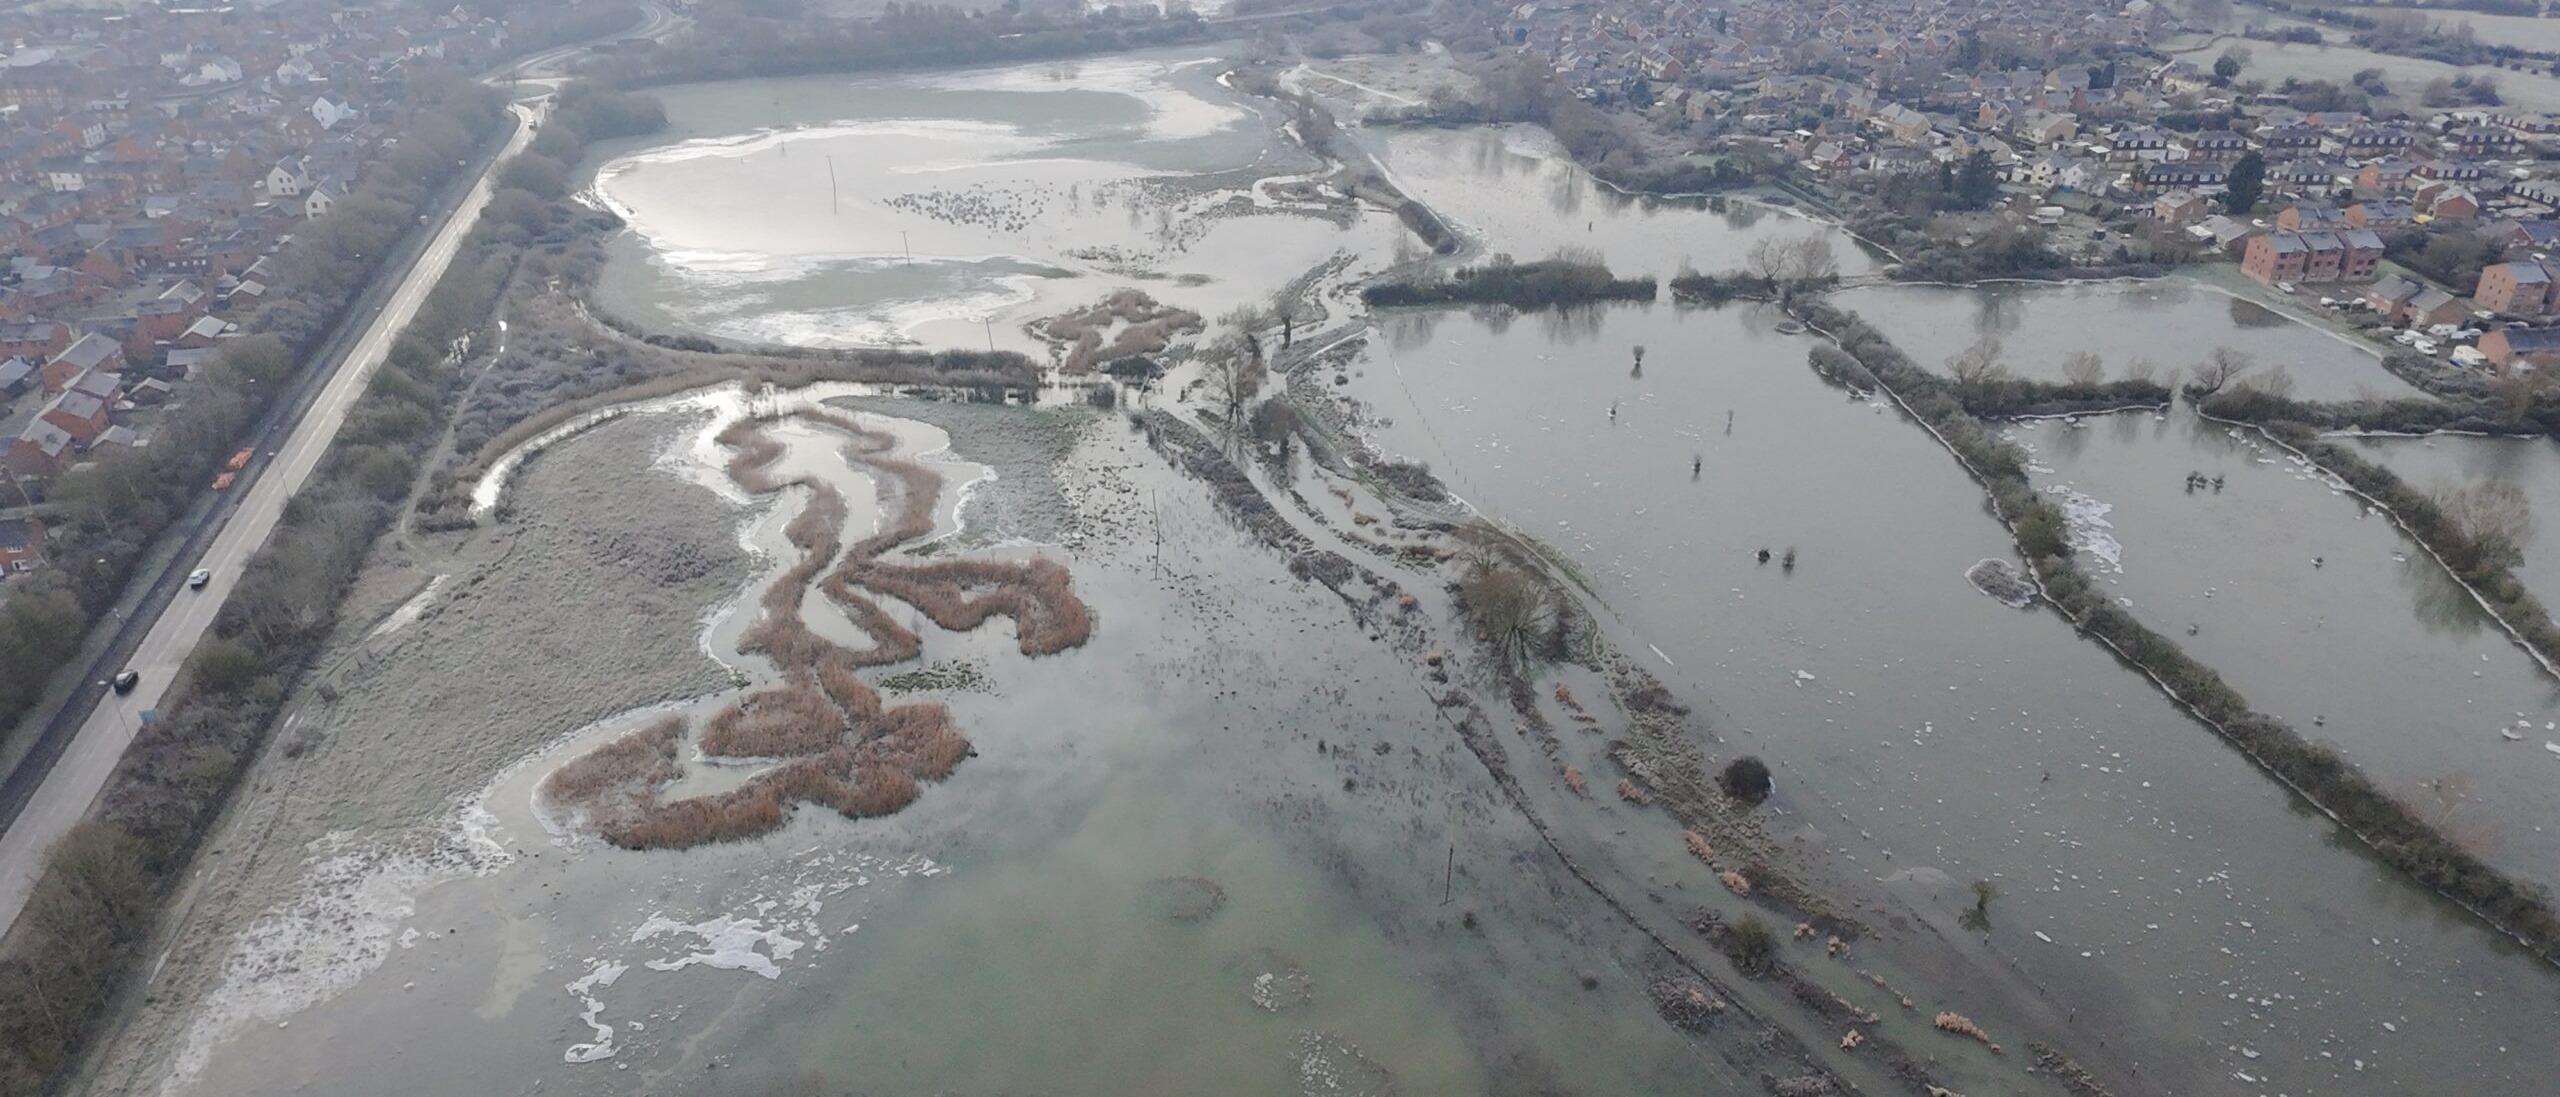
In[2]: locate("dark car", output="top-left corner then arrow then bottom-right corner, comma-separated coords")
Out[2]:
111,669 -> 140,694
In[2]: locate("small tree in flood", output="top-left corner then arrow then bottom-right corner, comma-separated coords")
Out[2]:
1720,755 -> 1773,804
1458,559 -> 1556,673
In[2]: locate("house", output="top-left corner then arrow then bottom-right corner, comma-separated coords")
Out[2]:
2277,203 -> 2347,230
0,322 -> 68,360
40,332 -> 123,392
2479,326 -> 2560,370
2339,229 -> 2387,280
2151,189 -> 2209,224
304,177 -> 347,220
2241,229 -> 2382,284
2495,219 -> 2560,250
2358,159 -> 2419,193
263,156 -> 312,197
0,516 -> 42,572
2411,286 -> 2471,328
5,420 -> 73,481
2365,274 -> 2424,321
0,358 -> 30,397
2476,260 -> 2560,315
2424,186 -> 2482,222
2190,130 -> 2250,160
2242,231 -> 2310,285
2347,200 -> 2413,230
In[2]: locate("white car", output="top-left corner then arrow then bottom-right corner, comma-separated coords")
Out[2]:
188,568 -> 211,589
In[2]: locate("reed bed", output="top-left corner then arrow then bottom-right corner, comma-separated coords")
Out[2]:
544,407 -> 1088,849
1035,289 -> 1204,374
698,681 -> 845,758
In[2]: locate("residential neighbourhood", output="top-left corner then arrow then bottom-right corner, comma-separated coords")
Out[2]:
1494,0 -> 2560,373
0,1 -> 537,575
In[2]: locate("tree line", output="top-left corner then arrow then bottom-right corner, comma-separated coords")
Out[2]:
0,75 -> 564,1096
0,76 -> 512,755
1363,251 -> 1657,309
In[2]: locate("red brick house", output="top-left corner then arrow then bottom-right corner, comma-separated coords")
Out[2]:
0,517 -> 44,572
2475,260 -> 2558,316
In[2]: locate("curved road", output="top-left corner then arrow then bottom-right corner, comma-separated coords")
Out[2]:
0,100 -> 545,934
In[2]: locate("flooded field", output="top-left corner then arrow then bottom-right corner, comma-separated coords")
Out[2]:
2362,433 -> 2560,606
2012,414 -> 2560,884
107,44 -> 2560,1097
1361,125 -> 1881,280
1830,279 -> 2425,402
1334,301 -> 2560,1096
589,47 -> 1405,353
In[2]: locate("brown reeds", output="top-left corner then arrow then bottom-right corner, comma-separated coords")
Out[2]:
1035,289 -> 1204,374
699,681 -> 845,758
545,407 -> 1085,850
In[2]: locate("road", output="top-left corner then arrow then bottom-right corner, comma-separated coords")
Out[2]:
0,101 -> 544,934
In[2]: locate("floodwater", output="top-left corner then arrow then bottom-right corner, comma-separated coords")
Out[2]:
588,47 -> 1406,353
1336,300 -> 2560,1096
146,47 -> 2560,1097
181,377 -> 1808,1096
2011,413 -> 2560,884
2362,431 -> 2560,605
1359,125 -> 1882,280
1830,278 -> 2426,402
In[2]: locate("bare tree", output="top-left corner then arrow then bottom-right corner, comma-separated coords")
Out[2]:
2060,350 -> 2106,387
1946,335 -> 2010,390
2190,346 -> 2256,395
2434,479 -> 2534,571
1271,293 -> 1303,348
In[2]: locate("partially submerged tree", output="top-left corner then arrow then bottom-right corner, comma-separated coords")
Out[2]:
1720,755 -> 1773,804
2434,479 -> 2533,572
1457,559 -> 1557,672
2060,350 -> 2106,387
2189,346 -> 2256,396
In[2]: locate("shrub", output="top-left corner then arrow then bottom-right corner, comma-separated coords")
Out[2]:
1720,755 -> 1773,804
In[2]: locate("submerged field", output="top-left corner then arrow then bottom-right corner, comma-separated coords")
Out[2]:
91,44 -> 2560,1097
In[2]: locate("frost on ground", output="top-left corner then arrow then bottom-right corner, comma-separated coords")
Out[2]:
158,803 -> 513,1096
2042,486 -> 2125,574
558,850 -> 942,1064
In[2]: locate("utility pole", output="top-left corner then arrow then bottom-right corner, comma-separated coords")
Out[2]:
825,155 -> 837,215
901,230 -> 912,265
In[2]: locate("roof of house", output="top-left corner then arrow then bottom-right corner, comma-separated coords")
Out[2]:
2367,274 -> 2422,302
0,516 -> 36,552
2499,260 -> 2554,286
2495,327 -> 2560,355
53,331 -> 117,368
65,368 -> 117,399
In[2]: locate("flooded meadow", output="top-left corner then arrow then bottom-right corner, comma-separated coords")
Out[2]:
111,43 -> 2560,1097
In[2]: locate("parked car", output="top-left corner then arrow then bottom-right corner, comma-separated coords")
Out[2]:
188,568 -> 211,589
112,669 -> 139,694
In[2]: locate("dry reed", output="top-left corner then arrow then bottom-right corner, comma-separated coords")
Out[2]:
546,406 -> 1088,850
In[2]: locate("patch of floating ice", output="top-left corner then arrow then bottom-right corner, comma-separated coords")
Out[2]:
158,800 -> 513,1097
563,962 -> 630,1064
2040,486 -> 2123,574
559,851 -> 943,1067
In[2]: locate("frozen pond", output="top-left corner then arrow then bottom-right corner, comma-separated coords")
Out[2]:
1831,278 -> 2427,402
